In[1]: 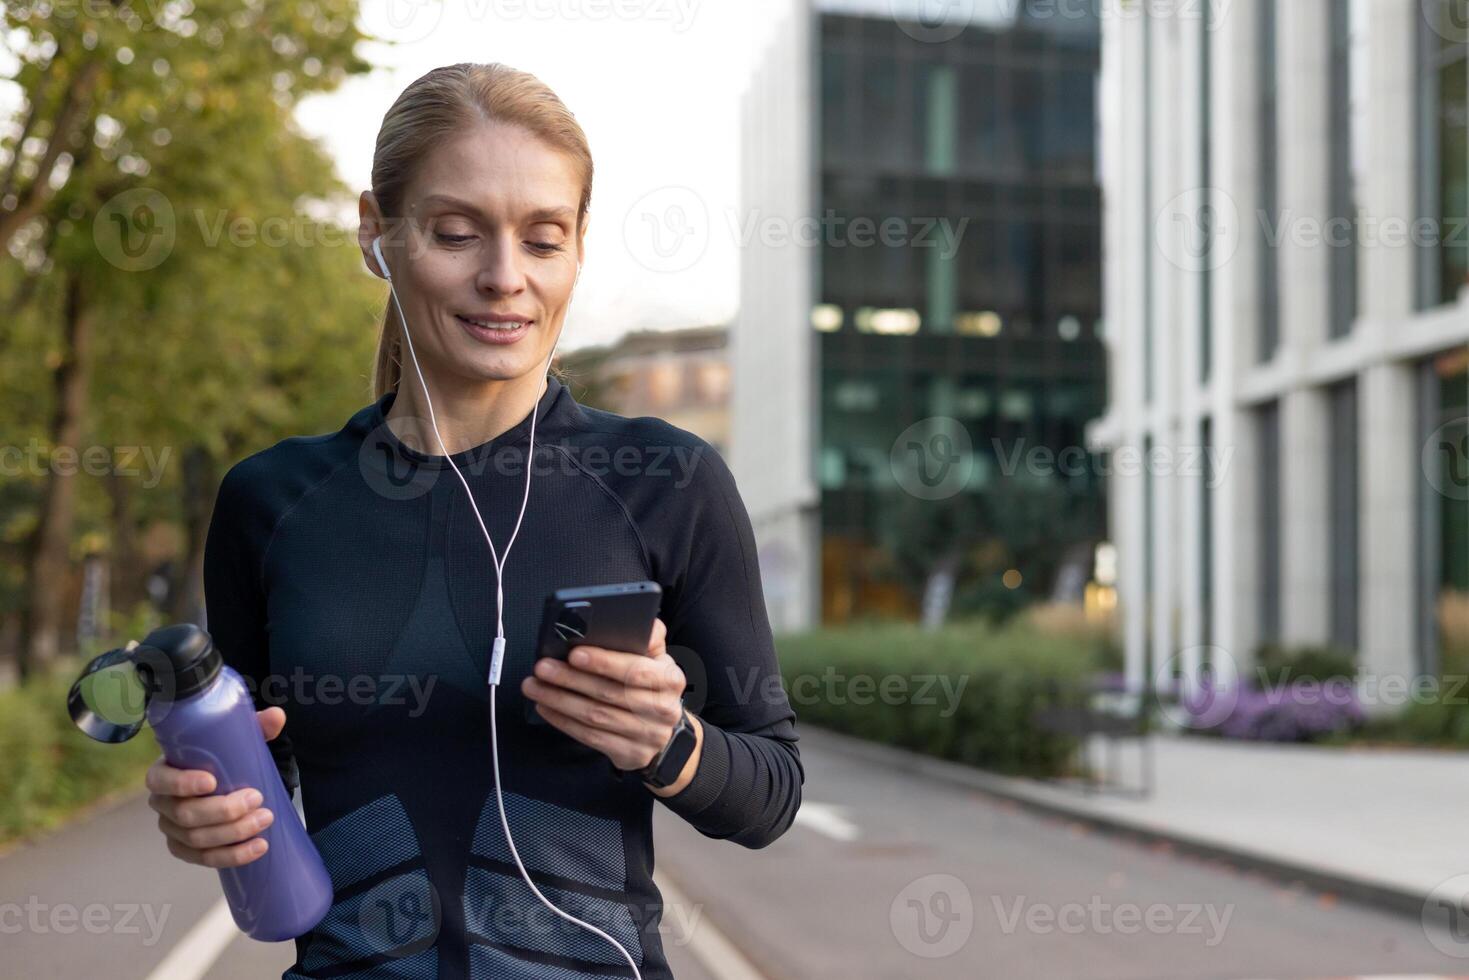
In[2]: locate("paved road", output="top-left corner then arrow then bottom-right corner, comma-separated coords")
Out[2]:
0,790 -> 716,980
5,730 -> 1469,979
651,726 -> 1469,979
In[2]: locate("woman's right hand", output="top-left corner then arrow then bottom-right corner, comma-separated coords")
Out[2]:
146,706 -> 285,868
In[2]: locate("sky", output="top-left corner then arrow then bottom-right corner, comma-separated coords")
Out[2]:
295,0 -> 800,350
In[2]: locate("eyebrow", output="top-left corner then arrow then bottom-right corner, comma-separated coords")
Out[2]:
419,194 -> 575,226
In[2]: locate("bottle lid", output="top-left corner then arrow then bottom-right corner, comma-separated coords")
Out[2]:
67,624 -> 223,743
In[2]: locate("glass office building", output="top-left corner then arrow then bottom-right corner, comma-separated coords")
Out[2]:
733,0 -> 1106,628
816,10 -> 1104,621
1091,0 -> 1469,698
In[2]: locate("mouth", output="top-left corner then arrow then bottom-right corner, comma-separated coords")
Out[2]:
455,314 -> 533,346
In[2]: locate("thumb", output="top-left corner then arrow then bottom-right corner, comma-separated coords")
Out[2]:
257,706 -> 287,743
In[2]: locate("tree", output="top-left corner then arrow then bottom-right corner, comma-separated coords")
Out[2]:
2,1 -> 373,677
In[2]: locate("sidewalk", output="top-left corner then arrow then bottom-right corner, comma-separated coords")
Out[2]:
805,725 -> 1469,919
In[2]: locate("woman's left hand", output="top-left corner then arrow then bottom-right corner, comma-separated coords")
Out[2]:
521,617 -> 702,795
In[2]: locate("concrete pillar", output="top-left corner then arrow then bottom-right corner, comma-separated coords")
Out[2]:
1359,362 -> 1421,693
1280,390 -> 1331,644
1359,0 -> 1419,320
1209,0 -> 1260,677
1354,0 -> 1421,694
1272,0 -> 1334,646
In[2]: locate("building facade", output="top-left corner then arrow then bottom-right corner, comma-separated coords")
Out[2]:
734,0 -> 1108,631
1088,0 -> 1469,697
573,326 -> 731,454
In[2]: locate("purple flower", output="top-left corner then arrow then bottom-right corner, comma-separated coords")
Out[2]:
1185,676 -> 1364,741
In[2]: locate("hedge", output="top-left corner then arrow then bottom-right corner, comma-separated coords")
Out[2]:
0,664 -> 159,847
776,619 -> 1094,778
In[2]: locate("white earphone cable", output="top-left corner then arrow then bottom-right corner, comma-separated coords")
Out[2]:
377,241 -> 641,979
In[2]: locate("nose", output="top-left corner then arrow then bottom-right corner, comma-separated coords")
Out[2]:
474,234 -> 527,297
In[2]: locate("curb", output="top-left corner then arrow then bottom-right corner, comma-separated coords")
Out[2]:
801,724 -> 1433,922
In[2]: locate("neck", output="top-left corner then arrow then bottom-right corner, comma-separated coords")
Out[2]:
385,369 -> 548,456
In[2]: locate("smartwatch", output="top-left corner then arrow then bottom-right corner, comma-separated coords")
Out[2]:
636,705 -> 698,789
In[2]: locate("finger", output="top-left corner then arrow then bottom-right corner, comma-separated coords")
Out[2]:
158,806 -> 274,850
154,786 -> 264,829
648,617 -> 668,654
258,707 -> 286,743
568,646 -> 681,692
533,702 -> 649,770
531,658 -> 672,716
523,678 -> 668,742
145,756 -> 216,797
168,834 -> 269,869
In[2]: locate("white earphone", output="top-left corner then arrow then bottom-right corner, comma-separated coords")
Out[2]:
370,235 -> 637,978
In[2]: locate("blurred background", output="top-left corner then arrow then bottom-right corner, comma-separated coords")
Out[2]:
1,0 -> 1468,978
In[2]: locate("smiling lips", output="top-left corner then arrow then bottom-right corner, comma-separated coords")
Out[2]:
457,312 -> 531,330
455,313 -> 533,345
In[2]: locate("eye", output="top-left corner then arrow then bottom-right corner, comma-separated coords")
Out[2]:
435,233 -> 475,246
528,241 -> 564,254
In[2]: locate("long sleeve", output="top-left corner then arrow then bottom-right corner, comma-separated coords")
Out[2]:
201,460 -> 300,800
649,443 -> 804,849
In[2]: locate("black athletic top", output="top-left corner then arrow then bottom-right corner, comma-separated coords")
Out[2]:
201,375 -> 803,979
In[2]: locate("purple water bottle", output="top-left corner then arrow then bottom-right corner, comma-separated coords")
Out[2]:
67,623 -> 333,941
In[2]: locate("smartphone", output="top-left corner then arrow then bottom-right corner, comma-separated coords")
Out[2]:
525,581 -> 662,725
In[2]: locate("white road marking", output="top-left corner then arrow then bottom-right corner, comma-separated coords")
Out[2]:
143,898 -> 238,980
655,870 -> 768,980
793,801 -> 860,841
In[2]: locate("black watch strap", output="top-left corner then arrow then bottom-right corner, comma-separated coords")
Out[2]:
637,705 -> 696,788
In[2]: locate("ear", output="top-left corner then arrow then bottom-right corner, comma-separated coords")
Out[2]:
358,191 -> 389,280
576,213 -> 590,267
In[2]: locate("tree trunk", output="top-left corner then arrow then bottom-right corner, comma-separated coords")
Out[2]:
18,272 -> 96,680
0,59 -> 102,255
168,446 -> 215,626
106,469 -> 148,616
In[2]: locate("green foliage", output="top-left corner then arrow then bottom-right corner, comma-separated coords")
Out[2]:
0,1 -> 383,630
0,665 -> 159,844
1251,643 -> 1358,686
775,619 -> 1094,777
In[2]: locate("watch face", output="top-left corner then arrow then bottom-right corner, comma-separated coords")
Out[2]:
656,725 -> 697,784
646,715 -> 696,787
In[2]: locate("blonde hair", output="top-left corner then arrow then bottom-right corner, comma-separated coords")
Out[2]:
368,63 -> 593,400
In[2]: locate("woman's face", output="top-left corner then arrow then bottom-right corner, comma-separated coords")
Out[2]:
360,121 -> 586,386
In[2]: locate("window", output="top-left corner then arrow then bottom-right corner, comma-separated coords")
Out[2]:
1328,381 -> 1360,651
922,63 -> 956,176
1257,0 -> 1280,361
863,53 -> 901,171
1144,433 -> 1155,647
958,63 -> 1003,177
1421,347 -> 1469,677
1328,0 -> 1367,338
1257,402 -> 1282,645
926,248 -> 956,333
1143,9 -> 1155,403
1046,69 -> 1096,178
646,360 -> 681,408
1420,2 -> 1469,307
1200,416 -> 1214,645
821,50 -> 851,165
1200,3 -> 1214,381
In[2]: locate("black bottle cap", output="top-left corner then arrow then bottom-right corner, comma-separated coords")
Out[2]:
135,624 -> 222,703
66,624 -> 222,743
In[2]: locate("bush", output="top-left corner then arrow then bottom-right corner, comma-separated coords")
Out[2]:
1252,643 -> 1357,687
0,664 -> 159,846
776,619 -> 1093,777
1358,691 -> 1469,748
1183,676 -> 1366,742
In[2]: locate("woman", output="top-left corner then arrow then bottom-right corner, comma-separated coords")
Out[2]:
143,62 -> 803,980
